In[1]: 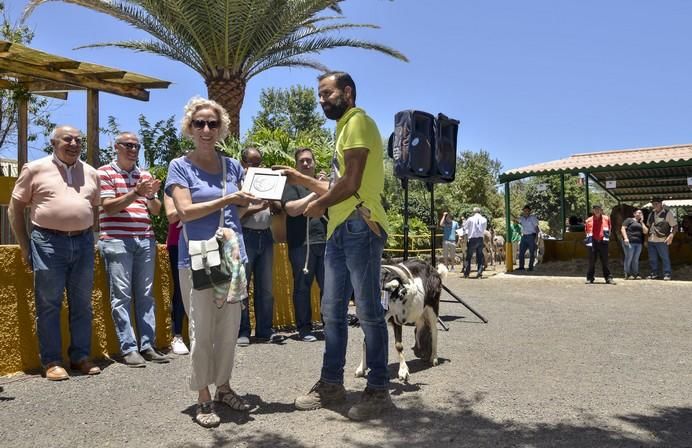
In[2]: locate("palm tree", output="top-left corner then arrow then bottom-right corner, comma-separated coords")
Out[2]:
23,0 -> 407,137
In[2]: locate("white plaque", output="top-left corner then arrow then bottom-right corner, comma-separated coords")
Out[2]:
536,183 -> 548,192
606,180 -> 616,189
688,177 -> 692,186
241,167 -> 287,200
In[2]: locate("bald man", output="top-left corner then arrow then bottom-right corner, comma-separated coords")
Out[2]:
9,125 -> 102,380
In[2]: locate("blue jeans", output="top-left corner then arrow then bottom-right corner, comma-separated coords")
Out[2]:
167,245 -> 186,335
518,234 -> 537,269
623,242 -> 642,276
321,216 -> 388,390
30,228 -> 95,366
648,241 -> 672,276
240,228 -> 274,339
98,237 -> 156,355
289,243 -> 325,337
464,237 -> 484,277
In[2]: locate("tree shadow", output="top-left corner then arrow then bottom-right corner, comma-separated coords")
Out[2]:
171,394 -> 692,448
169,391 -> 691,448
339,393 -> 692,448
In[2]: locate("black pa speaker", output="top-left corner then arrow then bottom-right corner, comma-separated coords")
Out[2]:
389,110 -> 435,180
388,110 -> 460,183
433,113 -> 459,183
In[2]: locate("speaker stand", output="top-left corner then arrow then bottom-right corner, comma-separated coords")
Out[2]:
400,179 -> 488,328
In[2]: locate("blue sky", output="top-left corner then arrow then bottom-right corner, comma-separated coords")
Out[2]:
8,0 -> 692,172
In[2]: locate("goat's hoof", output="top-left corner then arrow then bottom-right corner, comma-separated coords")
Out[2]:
398,370 -> 410,381
431,357 -> 439,366
354,368 -> 365,378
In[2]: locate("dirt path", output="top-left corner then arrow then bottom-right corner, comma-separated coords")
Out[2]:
1,273 -> 690,447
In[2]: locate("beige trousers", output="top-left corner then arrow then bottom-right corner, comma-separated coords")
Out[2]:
442,240 -> 456,265
179,268 -> 241,391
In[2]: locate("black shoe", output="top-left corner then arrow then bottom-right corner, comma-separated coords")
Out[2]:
585,279 -> 594,284
606,278 -> 616,285
122,351 -> 146,368
528,267 -> 534,272
141,348 -> 170,364
647,274 -> 659,280
516,267 -> 525,271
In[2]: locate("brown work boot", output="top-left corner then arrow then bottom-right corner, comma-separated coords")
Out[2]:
70,358 -> 101,375
44,362 -> 69,381
347,387 -> 394,421
294,380 -> 346,411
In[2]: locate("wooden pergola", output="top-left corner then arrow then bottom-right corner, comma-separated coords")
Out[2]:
0,40 -> 170,169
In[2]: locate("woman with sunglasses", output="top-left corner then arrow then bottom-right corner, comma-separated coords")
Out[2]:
165,97 -> 256,428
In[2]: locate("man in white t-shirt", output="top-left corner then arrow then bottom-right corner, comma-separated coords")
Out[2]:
462,207 -> 487,278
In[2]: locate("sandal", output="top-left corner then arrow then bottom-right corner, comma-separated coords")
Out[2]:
215,388 -> 251,412
195,401 -> 220,428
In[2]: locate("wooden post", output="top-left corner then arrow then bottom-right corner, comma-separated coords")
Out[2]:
560,174 -> 566,239
504,181 -> 513,272
86,89 -> 99,167
18,95 -> 28,172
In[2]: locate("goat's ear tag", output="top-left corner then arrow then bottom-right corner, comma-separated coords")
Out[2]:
380,289 -> 389,310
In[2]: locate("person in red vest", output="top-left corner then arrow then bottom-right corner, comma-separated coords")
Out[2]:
584,204 -> 615,284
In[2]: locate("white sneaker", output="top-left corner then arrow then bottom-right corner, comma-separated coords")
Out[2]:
171,335 -> 189,355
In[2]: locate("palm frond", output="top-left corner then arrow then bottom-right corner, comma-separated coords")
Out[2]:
247,36 -> 407,79
74,40 -> 206,74
249,56 -> 330,78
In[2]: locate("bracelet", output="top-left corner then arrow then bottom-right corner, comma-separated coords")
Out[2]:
146,195 -> 156,200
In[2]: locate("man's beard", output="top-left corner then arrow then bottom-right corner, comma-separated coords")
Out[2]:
321,96 -> 349,120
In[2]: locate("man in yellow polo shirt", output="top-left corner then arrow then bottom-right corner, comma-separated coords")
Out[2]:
277,72 -> 391,421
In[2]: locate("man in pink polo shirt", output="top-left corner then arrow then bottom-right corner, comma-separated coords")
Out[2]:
9,125 -> 102,381
97,132 -> 168,367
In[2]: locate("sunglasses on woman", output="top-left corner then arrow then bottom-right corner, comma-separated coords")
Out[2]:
191,119 -> 220,130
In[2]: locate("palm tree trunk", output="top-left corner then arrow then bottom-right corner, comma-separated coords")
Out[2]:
206,77 -> 246,138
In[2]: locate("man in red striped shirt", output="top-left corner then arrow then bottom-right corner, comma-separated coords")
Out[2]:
98,132 -> 169,367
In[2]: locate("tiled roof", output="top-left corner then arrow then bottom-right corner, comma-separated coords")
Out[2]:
501,144 -> 692,180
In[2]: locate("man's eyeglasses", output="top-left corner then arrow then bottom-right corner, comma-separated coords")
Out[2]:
117,142 -> 141,150
61,135 -> 82,145
191,119 -> 220,130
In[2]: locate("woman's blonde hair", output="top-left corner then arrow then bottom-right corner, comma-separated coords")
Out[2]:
180,96 -> 231,141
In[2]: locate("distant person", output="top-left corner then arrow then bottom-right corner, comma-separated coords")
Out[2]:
166,97 -> 255,428
462,207 -> 487,278
620,209 -> 648,280
439,211 -> 459,271
282,147 -> 327,342
164,193 -> 189,355
517,205 -> 539,271
646,198 -> 677,281
584,204 -> 615,284
8,125 -> 101,380
98,132 -> 169,367
238,147 -> 280,346
568,215 -> 585,232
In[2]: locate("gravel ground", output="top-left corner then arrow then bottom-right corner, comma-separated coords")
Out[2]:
1,272 -> 690,448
